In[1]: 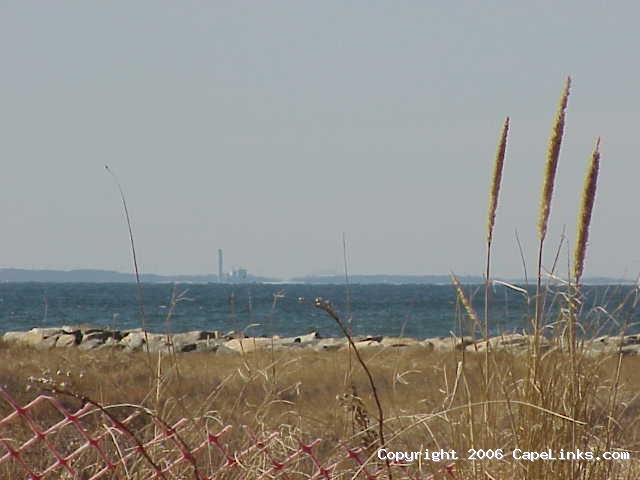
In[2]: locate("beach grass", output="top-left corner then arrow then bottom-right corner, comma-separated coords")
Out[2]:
1,341 -> 640,478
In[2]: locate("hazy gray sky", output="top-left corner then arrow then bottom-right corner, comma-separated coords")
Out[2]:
1,2 -> 639,279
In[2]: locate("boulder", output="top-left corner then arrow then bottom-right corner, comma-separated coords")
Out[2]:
620,344 -> 640,356
171,331 -> 218,351
313,338 -> 348,351
117,330 -> 223,353
2,328 -> 63,348
359,335 -> 383,343
172,330 -> 218,343
584,335 -> 640,355
194,340 -> 236,354
275,331 -> 320,348
62,324 -> 104,335
55,333 -> 79,348
474,333 -> 533,353
80,336 -> 123,350
2,331 -> 29,345
120,331 -> 147,351
40,335 -> 60,349
380,337 -> 420,348
223,330 -> 247,340
146,334 -> 172,353
293,331 -> 320,344
350,337 -> 384,351
422,336 -> 473,352
82,330 -> 121,343
591,334 -> 640,347
224,337 -> 274,353
79,338 -> 106,350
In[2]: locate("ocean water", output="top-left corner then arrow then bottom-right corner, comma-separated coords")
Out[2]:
0,283 -> 638,339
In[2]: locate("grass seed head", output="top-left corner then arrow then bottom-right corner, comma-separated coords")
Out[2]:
574,138 -> 601,285
487,117 -> 510,244
538,77 -> 571,241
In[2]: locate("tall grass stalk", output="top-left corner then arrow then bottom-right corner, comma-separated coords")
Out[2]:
105,165 -> 149,354
566,138 -> 601,358
573,138 -> 601,287
485,116 -> 510,340
342,232 -> 354,388
568,139 -> 601,478
451,273 -> 482,479
269,289 -> 285,390
314,298 -> 391,479
486,117 -> 510,249
534,77 -> 571,382
482,117 -> 509,453
451,274 -> 482,336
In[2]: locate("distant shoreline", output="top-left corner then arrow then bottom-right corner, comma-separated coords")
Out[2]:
0,268 -> 634,285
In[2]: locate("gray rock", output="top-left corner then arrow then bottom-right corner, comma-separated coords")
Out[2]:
2,331 -> 30,344
313,338 -> 348,351
3,328 -> 63,348
40,335 -> 60,349
193,340 -> 235,353
224,337 -> 274,353
380,337 -> 420,348
146,334 -> 172,353
79,338 -> 106,350
80,336 -> 123,350
292,331 -> 320,344
358,335 -> 383,343
620,334 -> 640,345
32,327 -> 65,337
593,334 -> 640,347
224,330 -> 247,340
194,339 -> 219,352
177,343 -> 197,353
474,334 -> 533,352
422,336 -> 473,352
620,344 -> 640,355
172,330 -> 218,343
275,331 -> 320,348
61,324 -> 105,335
118,330 -> 220,353
56,333 -> 78,348
120,331 -> 147,351
104,336 -> 121,347
85,330 -> 119,341
171,331 -> 218,352
583,335 -> 640,355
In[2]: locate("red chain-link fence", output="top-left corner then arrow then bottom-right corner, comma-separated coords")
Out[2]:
0,387 -> 456,479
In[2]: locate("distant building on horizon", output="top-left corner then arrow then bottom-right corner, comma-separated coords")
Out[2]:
216,249 -> 251,284
230,268 -> 248,282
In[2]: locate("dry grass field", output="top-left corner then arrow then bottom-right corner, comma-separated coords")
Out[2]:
2,340 -> 640,478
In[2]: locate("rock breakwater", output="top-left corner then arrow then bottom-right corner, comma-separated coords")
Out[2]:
2,326 -> 639,356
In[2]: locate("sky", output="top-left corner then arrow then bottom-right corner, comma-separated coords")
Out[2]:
1,1 -> 639,280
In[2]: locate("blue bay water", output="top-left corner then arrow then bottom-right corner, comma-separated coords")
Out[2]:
0,283 -> 638,338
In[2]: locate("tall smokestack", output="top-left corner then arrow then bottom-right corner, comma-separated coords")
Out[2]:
218,249 -> 223,283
